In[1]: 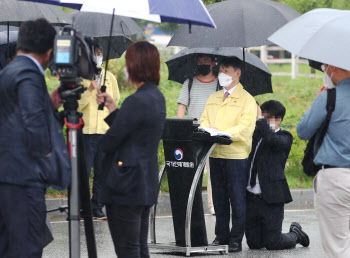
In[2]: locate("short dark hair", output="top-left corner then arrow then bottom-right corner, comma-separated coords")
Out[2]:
196,54 -> 215,62
17,19 -> 56,55
260,100 -> 286,121
125,41 -> 160,85
92,39 -> 103,54
220,57 -> 243,70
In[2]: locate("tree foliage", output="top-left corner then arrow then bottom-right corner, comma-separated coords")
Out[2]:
203,0 -> 350,13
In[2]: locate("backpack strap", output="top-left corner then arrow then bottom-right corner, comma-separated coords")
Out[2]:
314,88 -> 336,156
216,80 -> 220,92
187,77 -> 194,108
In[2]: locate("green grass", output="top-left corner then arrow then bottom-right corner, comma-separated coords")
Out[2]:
45,53 -> 318,196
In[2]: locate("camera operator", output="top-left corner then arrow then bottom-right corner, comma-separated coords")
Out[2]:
0,19 -> 71,258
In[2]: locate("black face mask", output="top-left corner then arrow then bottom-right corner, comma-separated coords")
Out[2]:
197,65 -> 211,76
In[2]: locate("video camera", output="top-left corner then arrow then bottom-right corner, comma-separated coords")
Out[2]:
50,27 -> 100,114
51,27 -> 98,81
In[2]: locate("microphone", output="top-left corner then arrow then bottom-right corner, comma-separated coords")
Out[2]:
98,85 -> 106,110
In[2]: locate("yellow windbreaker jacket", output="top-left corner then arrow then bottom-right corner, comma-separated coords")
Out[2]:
200,83 -> 257,159
78,69 -> 120,134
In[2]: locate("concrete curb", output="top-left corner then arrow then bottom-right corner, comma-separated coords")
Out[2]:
47,189 -> 314,219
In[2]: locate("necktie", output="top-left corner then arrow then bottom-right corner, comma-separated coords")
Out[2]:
224,91 -> 230,101
250,138 -> 263,187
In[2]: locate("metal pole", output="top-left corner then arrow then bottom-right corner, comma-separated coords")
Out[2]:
150,163 -> 166,244
185,144 -> 217,248
243,48 -> 246,83
291,53 -> 296,79
69,129 -> 80,258
102,8 -> 115,87
7,22 -> 9,63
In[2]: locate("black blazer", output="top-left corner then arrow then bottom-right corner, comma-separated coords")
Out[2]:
100,82 -> 166,206
247,119 -> 293,204
0,55 -> 71,190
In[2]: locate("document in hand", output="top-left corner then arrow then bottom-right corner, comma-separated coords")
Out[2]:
198,127 -> 233,138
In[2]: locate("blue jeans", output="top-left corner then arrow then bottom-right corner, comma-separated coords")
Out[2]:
209,158 -> 247,243
84,134 -> 105,210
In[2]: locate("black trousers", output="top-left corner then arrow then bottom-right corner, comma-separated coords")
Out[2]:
84,134 -> 105,210
106,204 -> 151,258
245,193 -> 297,250
0,183 -> 46,258
209,158 -> 247,243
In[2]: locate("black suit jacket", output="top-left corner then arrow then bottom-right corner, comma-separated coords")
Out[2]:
0,55 -> 71,190
101,82 -> 166,206
247,119 -> 293,204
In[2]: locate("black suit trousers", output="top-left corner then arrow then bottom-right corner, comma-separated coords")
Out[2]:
245,194 -> 297,250
106,204 -> 151,258
0,183 -> 46,258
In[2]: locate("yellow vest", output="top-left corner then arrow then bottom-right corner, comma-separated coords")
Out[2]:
200,83 -> 257,159
78,69 -> 120,134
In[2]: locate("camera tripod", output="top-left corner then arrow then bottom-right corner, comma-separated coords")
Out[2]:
58,78 -> 98,258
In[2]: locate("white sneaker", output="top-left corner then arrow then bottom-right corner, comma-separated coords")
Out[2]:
209,207 -> 215,215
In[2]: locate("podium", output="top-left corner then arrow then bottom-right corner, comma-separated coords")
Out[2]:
149,118 -> 232,256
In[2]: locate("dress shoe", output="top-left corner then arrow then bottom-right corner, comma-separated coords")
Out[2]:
212,237 -> 228,245
290,222 -> 310,247
93,209 -> 107,220
228,239 -> 242,252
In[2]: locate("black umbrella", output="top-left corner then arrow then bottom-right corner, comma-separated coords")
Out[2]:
68,11 -> 143,59
0,0 -> 72,27
166,47 -> 272,96
0,0 -> 72,68
94,36 -> 133,59
168,0 -> 300,48
168,0 -> 299,83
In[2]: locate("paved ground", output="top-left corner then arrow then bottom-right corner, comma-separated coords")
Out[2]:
43,210 -> 326,258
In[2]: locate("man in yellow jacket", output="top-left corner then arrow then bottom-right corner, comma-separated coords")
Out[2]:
78,42 -> 120,219
201,57 -> 257,252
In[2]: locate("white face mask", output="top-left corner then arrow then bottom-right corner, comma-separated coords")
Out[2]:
123,67 -> 129,82
95,56 -> 103,68
218,71 -> 237,87
268,122 -> 276,131
323,65 -> 335,89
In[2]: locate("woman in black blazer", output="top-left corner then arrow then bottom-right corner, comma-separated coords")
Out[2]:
97,41 -> 166,258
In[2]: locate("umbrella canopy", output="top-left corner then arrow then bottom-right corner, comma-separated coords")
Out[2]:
19,0 -> 82,9
68,11 -> 143,59
59,0 -> 216,27
68,11 -> 143,37
268,8 -> 350,71
1,0 -> 72,26
166,47 -> 272,96
95,36 -> 133,59
168,0 -> 300,48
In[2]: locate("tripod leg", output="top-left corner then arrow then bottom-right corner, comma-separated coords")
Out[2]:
68,128 -> 81,258
77,128 -> 98,258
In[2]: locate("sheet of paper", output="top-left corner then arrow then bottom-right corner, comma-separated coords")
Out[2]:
198,127 -> 233,138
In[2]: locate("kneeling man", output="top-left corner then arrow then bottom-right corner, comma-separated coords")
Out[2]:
245,100 -> 309,250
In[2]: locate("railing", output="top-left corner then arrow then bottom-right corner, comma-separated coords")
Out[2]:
248,46 -> 322,79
